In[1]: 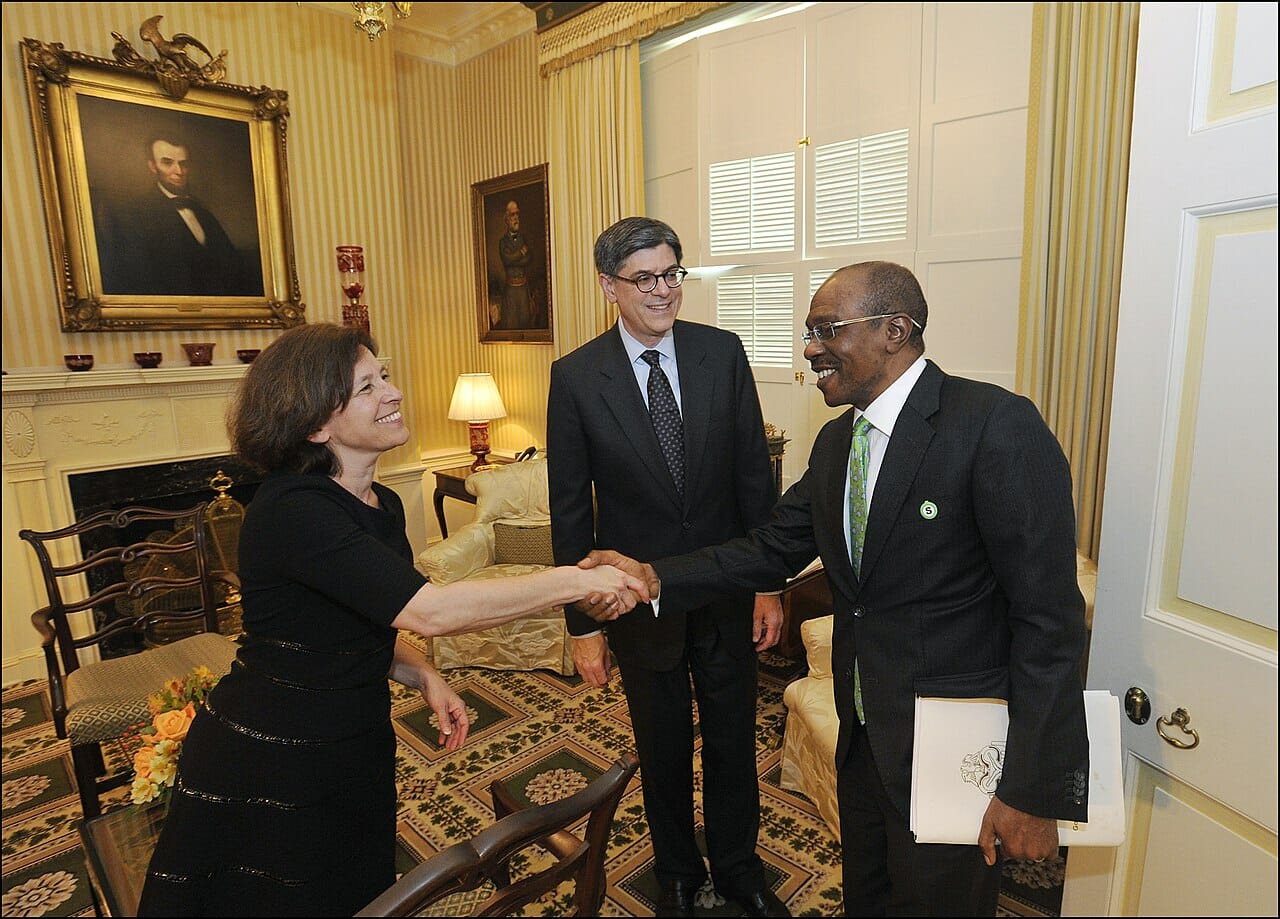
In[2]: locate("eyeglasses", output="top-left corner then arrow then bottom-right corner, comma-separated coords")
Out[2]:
606,267 -> 689,293
800,313 -> 923,345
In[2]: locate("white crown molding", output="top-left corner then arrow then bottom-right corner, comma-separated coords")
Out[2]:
394,4 -> 535,65
300,2 -> 534,66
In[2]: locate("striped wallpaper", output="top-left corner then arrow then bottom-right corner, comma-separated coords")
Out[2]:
1,2 -> 554,466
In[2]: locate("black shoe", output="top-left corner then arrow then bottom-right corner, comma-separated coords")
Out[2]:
729,887 -> 791,917
656,878 -> 701,917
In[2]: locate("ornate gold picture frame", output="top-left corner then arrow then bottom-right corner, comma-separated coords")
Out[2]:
21,23 -> 304,332
471,164 -> 553,344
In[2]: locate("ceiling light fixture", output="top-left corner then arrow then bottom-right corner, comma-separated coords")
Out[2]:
352,2 -> 412,41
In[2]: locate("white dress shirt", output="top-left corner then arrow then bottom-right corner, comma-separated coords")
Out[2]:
843,355 -> 928,557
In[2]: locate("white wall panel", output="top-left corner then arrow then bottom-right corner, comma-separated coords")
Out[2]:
926,110 -> 1028,243
917,253 -> 1021,390
931,2 -> 1034,111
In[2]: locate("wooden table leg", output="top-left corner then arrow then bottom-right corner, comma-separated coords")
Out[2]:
433,487 -> 449,539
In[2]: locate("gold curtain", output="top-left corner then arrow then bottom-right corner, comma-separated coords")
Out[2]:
1017,2 -> 1140,560
545,43 -> 646,355
539,2 -> 728,355
537,2 -> 729,78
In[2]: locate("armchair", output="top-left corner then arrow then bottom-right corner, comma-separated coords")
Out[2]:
20,502 -> 241,819
416,458 -> 574,675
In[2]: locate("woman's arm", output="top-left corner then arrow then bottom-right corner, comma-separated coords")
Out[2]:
388,637 -> 469,751
390,563 -> 648,639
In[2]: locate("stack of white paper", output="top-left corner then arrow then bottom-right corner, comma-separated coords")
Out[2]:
909,690 -> 1125,846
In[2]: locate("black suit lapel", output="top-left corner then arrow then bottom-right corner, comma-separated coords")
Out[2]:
860,361 -> 943,583
824,412 -> 861,597
596,331 -> 684,508
674,324 -> 711,510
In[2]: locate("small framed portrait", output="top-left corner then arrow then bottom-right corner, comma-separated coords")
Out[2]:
21,27 -> 303,332
471,164 -> 552,344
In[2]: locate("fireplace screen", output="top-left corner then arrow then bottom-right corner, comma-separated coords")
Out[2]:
68,456 -> 261,656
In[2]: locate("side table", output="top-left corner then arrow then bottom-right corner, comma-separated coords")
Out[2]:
432,459 -> 511,538
776,563 -> 834,660
80,803 -> 166,916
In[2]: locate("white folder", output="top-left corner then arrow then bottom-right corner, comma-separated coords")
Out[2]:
909,690 -> 1125,846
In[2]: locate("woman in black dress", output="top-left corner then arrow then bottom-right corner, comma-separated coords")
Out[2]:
138,324 -> 646,916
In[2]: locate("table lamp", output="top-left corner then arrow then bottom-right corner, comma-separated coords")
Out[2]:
448,373 -> 507,470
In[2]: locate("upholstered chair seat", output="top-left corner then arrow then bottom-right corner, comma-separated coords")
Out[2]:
416,459 -> 573,675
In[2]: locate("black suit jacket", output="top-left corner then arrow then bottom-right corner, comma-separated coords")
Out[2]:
547,320 -> 776,670
654,360 -> 1090,821
97,187 -> 262,297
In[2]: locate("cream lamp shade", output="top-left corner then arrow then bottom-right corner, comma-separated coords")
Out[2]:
448,373 -> 507,469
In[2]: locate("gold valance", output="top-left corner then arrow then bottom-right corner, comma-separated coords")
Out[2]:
537,1 -> 730,77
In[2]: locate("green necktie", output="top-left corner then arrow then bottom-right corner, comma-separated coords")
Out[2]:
849,415 -> 872,723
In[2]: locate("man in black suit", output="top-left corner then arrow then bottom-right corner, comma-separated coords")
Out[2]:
547,217 -> 790,917
97,134 -> 262,297
589,261 -> 1090,916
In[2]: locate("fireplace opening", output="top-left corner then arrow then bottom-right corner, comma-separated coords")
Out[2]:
66,455 -> 263,657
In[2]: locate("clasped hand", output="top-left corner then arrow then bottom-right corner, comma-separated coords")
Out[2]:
574,556 -> 656,623
574,550 -> 661,622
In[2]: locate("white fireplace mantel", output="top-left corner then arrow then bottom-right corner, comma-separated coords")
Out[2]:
2,365 -> 249,685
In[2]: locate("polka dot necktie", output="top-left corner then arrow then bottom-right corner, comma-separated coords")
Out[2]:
641,350 -> 685,495
849,415 -> 872,723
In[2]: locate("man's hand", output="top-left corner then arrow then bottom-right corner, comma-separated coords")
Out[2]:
579,549 -> 660,601
977,794 -> 1059,865
573,593 -> 616,621
571,633 -> 613,688
752,593 -> 783,651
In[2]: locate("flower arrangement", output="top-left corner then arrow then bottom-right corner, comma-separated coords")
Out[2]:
127,665 -> 220,809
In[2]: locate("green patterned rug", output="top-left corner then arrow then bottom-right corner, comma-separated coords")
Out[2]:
2,647 -> 1063,916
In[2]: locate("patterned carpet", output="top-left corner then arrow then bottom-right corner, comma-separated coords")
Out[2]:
1,643 -> 1065,917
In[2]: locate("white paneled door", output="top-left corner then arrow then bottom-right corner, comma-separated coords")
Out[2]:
1062,3 -> 1277,915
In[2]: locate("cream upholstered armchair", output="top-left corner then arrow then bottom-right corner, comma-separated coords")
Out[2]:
415,458 -> 574,675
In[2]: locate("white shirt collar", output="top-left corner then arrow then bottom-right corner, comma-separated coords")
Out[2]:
857,355 -> 927,436
616,319 -> 676,365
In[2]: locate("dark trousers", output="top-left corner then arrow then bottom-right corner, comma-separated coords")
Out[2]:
837,723 -> 1000,916
616,610 -> 763,897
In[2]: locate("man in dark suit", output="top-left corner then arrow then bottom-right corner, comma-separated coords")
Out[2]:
547,217 -> 790,917
589,261 -> 1090,915
97,134 -> 262,297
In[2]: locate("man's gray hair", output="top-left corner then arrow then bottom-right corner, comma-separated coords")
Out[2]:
593,217 -> 683,275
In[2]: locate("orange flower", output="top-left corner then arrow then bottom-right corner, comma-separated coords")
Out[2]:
151,702 -> 197,743
133,744 -> 157,779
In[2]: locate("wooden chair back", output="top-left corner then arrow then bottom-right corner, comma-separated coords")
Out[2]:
20,502 -> 240,818
357,752 -> 639,917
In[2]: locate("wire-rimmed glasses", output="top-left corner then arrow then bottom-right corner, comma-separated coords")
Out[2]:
801,313 -> 923,345
606,267 -> 689,293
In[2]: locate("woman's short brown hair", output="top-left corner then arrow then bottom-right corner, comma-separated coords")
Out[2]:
229,323 -> 377,476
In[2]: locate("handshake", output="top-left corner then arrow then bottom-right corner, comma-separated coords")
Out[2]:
575,550 -> 661,622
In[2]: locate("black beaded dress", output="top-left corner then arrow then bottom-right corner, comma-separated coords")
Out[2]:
138,472 -> 427,917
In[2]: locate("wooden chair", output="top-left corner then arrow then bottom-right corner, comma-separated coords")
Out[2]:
20,502 -> 241,819
357,752 -> 640,917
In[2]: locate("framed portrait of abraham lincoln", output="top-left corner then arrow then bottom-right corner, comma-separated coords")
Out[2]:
471,164 -> 553,343
21,18 -> 304,332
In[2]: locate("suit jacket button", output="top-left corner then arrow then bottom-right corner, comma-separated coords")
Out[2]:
681,521 -> 692,530
853,605 -> 866,618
